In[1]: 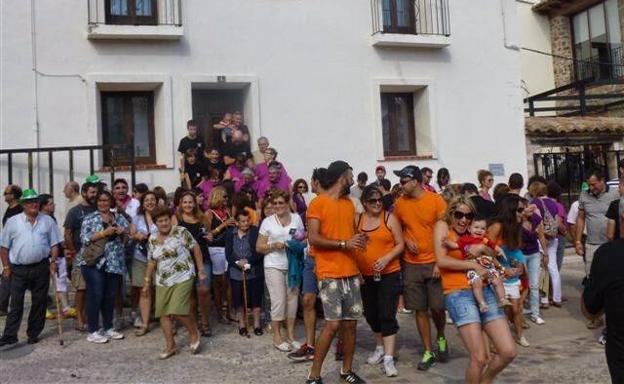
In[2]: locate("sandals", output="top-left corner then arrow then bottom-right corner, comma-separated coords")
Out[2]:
190,340 -> 201,355
254,328 -> 263,336
159,349 -> 177,360
200,327 -> 212,338
239,327 -> 249,337
135,327 -> 149,337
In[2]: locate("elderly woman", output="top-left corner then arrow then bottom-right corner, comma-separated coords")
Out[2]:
434,196 -> 516,383
143,205 -> 207,359
80,190 -> 129,344
254,147 -> 292,187
355,185 -> 404,377
256,189 -> 304,352
477,170 -> 495,202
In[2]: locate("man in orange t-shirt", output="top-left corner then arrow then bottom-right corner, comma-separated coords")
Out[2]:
393,165 -> 449,371
306,161 -> 367,384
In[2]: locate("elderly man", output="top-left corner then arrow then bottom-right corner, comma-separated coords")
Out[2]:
63,181 -> 81,214
0,189 -> 62,346
252,136 -> 270,165
582,209 -> 624,383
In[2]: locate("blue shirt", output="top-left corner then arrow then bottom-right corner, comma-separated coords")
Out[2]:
79,211 -> 129,275
500,247 -> 525,285
1,213 -> 62,265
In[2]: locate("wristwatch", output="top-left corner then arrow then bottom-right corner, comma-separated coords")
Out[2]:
339,240 -> 347,249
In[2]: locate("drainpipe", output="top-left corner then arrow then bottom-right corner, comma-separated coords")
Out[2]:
500,0 -> 521,51
30,0 -> 41,188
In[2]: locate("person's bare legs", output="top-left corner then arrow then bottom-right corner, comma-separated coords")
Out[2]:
472,280 -> 488,312
481,318 -> 517,384
491,278 -> 508,304
286,317 -> 296,343
431,308 -> 446,340
173,314 -> 200,346
138,288 -> 152,328
197,287 -> 211,331
340,320 -> 357,373
131,287 -> 141,315
382,333 -> 396,356
272,320 -> 284,345
75,289 -> 86,328
457,323 -> 488,384
510,298 -> 524,340
252,307 -> 261,329
303,293 -> 317,346
309,320 -> 340,378
159,315 -> 176,352
415,311 -> 433,352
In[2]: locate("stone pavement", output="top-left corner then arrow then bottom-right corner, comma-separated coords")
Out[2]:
0,255 -> 611,383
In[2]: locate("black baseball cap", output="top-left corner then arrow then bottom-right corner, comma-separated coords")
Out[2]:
393,165 -> 421,180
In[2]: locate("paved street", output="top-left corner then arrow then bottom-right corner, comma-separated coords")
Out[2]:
0,255 -> 610,384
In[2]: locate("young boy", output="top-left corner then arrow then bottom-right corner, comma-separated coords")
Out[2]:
445,216 -> 511,312
177,120 -> 204,173
225,211 -> 264,336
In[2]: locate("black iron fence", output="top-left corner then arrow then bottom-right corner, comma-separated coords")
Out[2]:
371,0 -> 450,36
575,46 -> 624,82
0,144 -> 136,196
533,148 -> 623,206
88,0 -> 182,27
524,77 -> 624,117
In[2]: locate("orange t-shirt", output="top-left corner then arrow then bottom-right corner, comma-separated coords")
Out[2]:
439,229 -> 471,294
394,191 -> 447,265
306,194 -> 359,279
355,213 -> 401,276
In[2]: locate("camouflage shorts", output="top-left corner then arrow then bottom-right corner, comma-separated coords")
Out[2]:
318,276 -> 363,321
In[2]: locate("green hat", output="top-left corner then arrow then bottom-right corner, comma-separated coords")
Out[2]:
581,182 -> 589,192
20,188 -> 39,203
85,175 -> 101,184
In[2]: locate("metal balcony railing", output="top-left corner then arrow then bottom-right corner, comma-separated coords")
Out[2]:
88,0 -> 182,27
575,46 -> 624,82
371,0 -> 450,36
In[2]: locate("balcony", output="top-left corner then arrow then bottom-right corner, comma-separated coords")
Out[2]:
370,0 -> 451,48
575,46 -> 624,82
87,0 -> 183,40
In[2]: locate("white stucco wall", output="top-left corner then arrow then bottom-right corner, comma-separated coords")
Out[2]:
1,0 -> 528,218
516,0 -> 555,98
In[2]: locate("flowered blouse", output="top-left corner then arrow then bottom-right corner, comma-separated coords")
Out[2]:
148,225 -> 197,287
79,211 -> 129,275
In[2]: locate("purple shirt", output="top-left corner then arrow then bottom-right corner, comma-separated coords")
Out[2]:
255,161 -> 292,187
197,180 -> 217,211
533,197 -> 559,219
522,213 -> 542,255
256,179 -> 290,199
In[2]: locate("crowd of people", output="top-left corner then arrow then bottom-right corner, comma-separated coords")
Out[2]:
1,121 -> 623,383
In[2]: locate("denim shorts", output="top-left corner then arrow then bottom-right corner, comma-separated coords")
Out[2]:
195,263 -> 213,287
302,255 -> 318,295
446,287 -> 505,328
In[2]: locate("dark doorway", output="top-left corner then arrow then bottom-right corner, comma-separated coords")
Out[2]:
192,88 -> 245,149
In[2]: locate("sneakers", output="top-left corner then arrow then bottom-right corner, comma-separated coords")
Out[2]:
288,343 -> 315,362
87,331 -> 108,344
290,340 -> 303,351
598,334 -> 607,345
436,336 -> 449,363
104,328 -> 124,340
339,370 -> 366,384
305,376 -> 324,384
366,346 -> 384,365
530,315 -> 545,325
335,340 -> 344,361
397,308 -> 412,315
133,316 -> 143,329
383,356 -> 398,377
516,336 -> 530,347
46,310 -> 56,320
417,350 -> 437,371
63,307 -> 77,318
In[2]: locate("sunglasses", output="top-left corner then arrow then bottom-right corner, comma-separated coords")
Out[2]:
297,185 -> 307,190
366,198 -> 383,205
273,201 -> 286,206
453,211 -> 475,220
399,178 -> 413,186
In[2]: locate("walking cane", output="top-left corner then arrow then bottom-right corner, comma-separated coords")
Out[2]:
50,271 -> 64,346
241,267 -> 251,338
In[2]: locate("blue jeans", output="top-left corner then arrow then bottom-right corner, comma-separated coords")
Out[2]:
524,252 -> 541,318
446,287 -> 505,327
81,265 -> 121,334
301,255 -> 318,295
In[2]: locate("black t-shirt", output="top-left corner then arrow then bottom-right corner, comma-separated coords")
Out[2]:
470,196 -> 497,220
606,199 -> 621,240
222,140 -> 251,160
2,205 -> 23,226
205,160 -> 227,179
178,136 -> 205,155
184,162 -> 203,187
583,239 -> 624,383
63,204 -> 97,251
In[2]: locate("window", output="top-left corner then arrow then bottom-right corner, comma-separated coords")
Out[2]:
381,93 -> 416,157
105,0 -> 158,25
382,0 -> 415,34
571,0 -> 622,80
101,91 -> 156,165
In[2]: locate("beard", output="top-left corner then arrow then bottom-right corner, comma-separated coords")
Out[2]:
341,182 -> 351,197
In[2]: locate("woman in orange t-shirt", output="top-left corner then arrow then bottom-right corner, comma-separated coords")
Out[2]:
355,185 -> 404,377
434,196 -> 516,384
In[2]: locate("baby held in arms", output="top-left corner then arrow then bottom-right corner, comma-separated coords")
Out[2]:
445,215 -> 511,313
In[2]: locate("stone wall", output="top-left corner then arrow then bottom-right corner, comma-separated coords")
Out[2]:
550,15 -> 574,87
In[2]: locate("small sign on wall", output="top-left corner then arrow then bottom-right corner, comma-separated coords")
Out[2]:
488,163 -> 505,177
217,76 -> 226,83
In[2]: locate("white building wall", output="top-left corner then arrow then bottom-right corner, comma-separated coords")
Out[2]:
1,0 -> 528,217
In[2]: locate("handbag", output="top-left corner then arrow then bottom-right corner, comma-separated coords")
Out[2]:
83,238 -> 107,266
